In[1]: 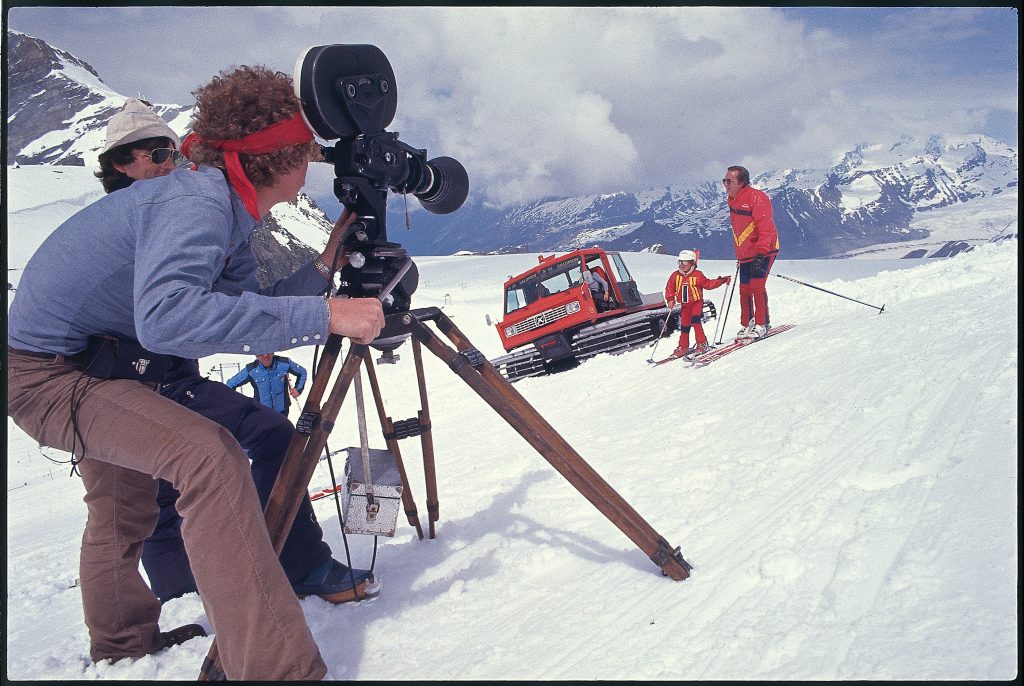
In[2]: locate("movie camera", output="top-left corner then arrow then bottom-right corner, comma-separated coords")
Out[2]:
200,44 -> 688,681
294,44 -> 469,316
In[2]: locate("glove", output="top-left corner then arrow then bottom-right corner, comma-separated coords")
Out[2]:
722,276 -> 732,285
749,254 -> 768,279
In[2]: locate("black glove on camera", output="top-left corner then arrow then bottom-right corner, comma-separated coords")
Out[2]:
749,253 -> 768,279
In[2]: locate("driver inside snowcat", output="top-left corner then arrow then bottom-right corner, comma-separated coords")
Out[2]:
505,257 -> 584,313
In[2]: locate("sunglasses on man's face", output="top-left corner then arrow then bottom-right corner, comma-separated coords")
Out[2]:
140,148 -> 184,165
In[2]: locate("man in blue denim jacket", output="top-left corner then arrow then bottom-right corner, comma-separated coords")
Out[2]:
85,99 -> 374,612
7,65 -> 384,680
227,353 -> 307,415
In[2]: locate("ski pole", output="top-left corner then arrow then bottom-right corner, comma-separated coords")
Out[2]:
715,262 -> 740,345
772,273 -> 885,313
646,305 -> 678,364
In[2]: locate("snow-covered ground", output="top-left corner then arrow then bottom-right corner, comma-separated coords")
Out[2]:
5,165 -> 1019,680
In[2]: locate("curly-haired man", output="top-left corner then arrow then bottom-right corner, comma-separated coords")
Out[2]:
7,65 -> 383,679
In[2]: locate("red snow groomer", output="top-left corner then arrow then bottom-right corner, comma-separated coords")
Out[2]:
490,248 -> 679,381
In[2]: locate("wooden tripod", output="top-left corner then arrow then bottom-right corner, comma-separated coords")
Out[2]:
199,306 -> 691,680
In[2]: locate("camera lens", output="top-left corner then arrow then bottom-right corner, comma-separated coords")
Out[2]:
414,156 -> 470,215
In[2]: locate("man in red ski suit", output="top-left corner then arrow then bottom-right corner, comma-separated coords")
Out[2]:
664,250 -> 730,358
724,165 -> 780,339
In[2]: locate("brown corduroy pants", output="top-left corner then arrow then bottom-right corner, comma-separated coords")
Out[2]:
6,351 -> 327,680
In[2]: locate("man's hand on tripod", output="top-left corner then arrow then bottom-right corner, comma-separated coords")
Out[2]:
321,209 -> 357,270
328,297 -> 385,344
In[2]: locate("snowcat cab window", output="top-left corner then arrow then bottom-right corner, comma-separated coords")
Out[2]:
505,287 -> 528,314
539,257 -> 582,297
610,253 -> 632,282
503,257 -> 583,315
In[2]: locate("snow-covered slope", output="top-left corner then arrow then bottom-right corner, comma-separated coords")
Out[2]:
6,211 -> 1018,678
4,27 -> 1017,682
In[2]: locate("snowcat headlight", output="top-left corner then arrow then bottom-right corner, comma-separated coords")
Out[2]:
567,301 -> 581,314
505,327 -> 516,337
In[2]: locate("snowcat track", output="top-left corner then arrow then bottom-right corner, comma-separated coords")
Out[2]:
492,308 -> 671,382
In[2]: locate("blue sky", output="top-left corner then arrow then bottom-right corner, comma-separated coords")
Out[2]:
6,6 -> 1019,207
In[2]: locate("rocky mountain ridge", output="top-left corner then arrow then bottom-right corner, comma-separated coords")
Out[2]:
7,28 -> 1018,261
392,134 -> 1017,258
6,29 -> 331,284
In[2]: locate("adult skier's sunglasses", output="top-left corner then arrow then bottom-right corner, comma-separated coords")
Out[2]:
143,148 -> 184,165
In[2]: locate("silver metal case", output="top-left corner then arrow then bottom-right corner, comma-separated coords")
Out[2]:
342,447 -> 404,536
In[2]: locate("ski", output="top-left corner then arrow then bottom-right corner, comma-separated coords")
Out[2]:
689,324 -> 796,367
650,349 -> 698,366
650,324 -> 796,367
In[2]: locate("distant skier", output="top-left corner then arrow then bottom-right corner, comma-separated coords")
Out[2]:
724,165 -> 780,339
227,353 -> 307,416
664,250 -> 730,358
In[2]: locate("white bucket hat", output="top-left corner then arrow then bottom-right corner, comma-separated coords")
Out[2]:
100,98 -> 180,155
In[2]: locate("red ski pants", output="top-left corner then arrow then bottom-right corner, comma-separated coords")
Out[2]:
676,300 -> 708,349
738,252 -> 778,327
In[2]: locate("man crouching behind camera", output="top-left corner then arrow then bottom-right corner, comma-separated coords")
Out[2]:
7,65 -> 383,680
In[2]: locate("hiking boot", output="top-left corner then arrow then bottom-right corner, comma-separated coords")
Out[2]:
99,623 -> 208,665
292,558 -> 377,604
160,623 -> 207,650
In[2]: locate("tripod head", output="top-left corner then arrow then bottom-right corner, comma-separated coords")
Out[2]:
294,44 -> 469,317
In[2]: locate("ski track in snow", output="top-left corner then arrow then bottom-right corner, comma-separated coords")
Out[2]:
4,165 -> 1018,680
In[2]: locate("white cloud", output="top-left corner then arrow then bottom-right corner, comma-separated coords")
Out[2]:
8,6 -> 1018,207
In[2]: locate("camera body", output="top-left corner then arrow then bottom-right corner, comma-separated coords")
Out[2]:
294,45 -> 468,317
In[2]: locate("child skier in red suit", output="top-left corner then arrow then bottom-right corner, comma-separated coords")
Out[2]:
664,250 -> 731,358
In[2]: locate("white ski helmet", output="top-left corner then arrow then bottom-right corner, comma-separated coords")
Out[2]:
677,250 -> 697,263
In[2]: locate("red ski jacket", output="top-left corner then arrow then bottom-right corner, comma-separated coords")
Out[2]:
728,185 -> 779,261
664,269 -> 729,306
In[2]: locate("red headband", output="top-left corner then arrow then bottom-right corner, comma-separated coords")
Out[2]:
180,112 -> 314,219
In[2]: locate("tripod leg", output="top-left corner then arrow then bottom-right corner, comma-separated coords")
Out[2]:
431,316 -> 665,543
411,338 -> 440,539
362,348 -> 424,539
263,344 -> 365,546
199,336 -> 364,681
415,313 -> 691,580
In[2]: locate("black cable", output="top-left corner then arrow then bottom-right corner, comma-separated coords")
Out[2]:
323,439 -> 366,601
40,366 -> 92,475
311,236 -> 380,601
60,342 -> 111,477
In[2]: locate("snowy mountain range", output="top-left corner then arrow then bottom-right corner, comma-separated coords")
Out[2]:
5,29 -> 333,286
5,28 -> 1019,261
395,134 -> 1018,259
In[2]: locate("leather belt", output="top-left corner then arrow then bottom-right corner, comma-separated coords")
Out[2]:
7,346 -> 83,362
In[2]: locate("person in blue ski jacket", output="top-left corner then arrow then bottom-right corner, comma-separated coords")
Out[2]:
227,353 -> 307,415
